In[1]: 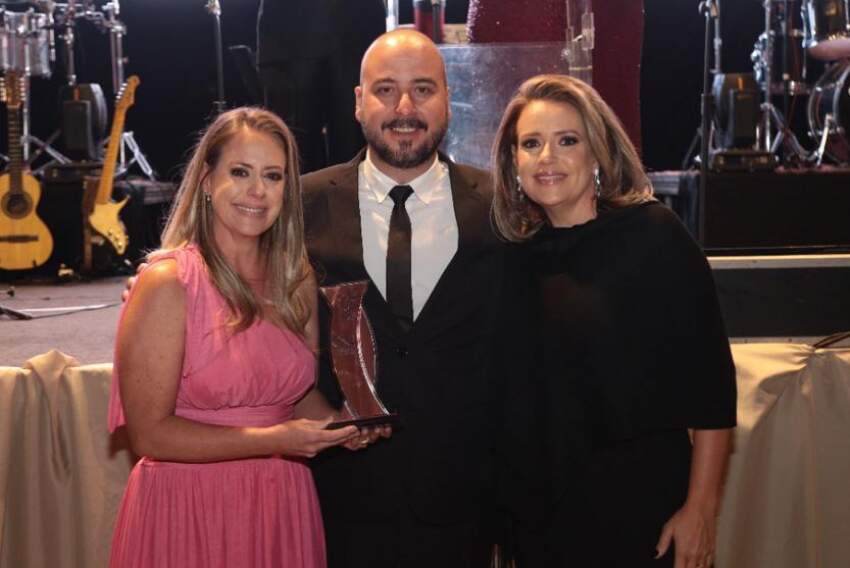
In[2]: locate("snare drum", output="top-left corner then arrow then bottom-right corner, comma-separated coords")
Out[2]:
808,60 -> 850,162
0,11 -> 51,77
803,0 -> 850,60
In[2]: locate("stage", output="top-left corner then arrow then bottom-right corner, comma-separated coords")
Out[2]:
2,1 -> 850,566
0,276 -> 123,365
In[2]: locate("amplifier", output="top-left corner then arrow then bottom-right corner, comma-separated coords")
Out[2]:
650,169 -> 850,254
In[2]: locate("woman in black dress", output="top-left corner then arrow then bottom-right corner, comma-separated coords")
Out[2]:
491,75 -> 737,568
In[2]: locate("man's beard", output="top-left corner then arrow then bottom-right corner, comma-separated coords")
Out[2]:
363,117 -> 448,170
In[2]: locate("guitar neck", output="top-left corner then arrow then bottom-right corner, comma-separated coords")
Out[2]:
6,101 -> 24,195
95,109 -> 128,205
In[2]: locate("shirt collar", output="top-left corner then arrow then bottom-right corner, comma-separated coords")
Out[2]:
361,150 -> 447,205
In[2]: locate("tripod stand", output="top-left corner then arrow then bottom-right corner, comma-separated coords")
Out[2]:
752,0 -> 812,165
104,0 -> 155,179
206,0 -> 226,115
681,1 -> 721,172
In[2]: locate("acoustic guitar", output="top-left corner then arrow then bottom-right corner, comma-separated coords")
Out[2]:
0,71 -> 53,270
87,75 -> 140,257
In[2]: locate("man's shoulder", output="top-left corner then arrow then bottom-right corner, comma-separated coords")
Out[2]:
445,159 -> 492,198
301,161 -> 356,194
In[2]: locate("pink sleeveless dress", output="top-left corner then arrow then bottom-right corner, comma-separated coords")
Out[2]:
107,245 -> 325,568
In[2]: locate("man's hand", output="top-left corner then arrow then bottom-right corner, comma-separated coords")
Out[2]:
341,423 -> 393,451
122,262 -> 148,302
332,408 -> 393,451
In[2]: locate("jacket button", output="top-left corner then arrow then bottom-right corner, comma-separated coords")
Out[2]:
396,346 -> 408,357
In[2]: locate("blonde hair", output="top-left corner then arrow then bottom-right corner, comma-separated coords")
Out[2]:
155,107 -> 310,335
491,74 -> 653,242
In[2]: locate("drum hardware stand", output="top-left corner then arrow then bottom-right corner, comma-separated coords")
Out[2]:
16,53 -> 71,168
430,0 -> 442,43
206,0 -> 226,115
386,0 -> 399,30
102,0 -> 155,179
697,0 -> 718,241
754,0 -> 813,165
812,113 -> 840,166
60,0 -> 79,86
26,131 -> 72,172
21,2 -> 72,169
681,1 -> 720,171
757,103 -> 812,165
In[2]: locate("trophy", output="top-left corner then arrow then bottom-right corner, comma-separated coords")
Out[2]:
320,280 -> 398,429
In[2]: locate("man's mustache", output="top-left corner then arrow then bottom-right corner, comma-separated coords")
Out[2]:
382,118 -> 428,131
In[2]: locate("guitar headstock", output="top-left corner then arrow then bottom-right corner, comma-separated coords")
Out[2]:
1,71 -> 23,110
115,75 -> 141,113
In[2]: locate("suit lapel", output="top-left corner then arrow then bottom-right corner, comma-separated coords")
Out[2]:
412,158 -> 491,334
323,153 -> 491,338
323,152 -> 402,335
325,153 -> 369,283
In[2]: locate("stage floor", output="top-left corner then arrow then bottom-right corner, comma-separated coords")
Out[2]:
0,277 -> 125,366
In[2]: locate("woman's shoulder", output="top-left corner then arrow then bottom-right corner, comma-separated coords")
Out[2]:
613,199 -> 678,228
611,201 -> 693,247
134,257 -> 184,303
146,244 -> 208,286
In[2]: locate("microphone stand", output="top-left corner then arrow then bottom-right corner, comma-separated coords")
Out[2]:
206,0 -> 226,114
698,0 -> 719,243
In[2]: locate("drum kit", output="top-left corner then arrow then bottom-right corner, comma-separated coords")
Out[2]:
0,0 -> 151,176
749,0 -> 850,165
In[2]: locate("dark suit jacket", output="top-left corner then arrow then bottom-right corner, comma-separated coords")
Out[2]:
303,151 -> 518,525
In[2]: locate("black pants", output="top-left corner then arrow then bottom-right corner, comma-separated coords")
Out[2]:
323,507 -> 493,568
546,429 -> 693,567
260,54 -> 364,174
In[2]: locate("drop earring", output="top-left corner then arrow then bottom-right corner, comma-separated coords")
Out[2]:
593,168 -> 602,200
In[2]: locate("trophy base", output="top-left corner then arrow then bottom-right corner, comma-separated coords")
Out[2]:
326,413 -> 400,430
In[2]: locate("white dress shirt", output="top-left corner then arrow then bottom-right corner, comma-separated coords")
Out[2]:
358,151 -> 458,320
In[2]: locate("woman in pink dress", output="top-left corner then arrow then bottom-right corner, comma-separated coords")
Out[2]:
108,108 -> 372,567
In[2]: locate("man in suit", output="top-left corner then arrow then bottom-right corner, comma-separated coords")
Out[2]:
303,29 -> 527,567
257,0 -> 386,173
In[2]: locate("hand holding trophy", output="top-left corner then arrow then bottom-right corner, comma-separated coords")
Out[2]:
320,281 -> 396,446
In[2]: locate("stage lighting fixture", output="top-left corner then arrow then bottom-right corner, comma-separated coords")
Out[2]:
712,73 -> 759,150
710,73 -> 776,171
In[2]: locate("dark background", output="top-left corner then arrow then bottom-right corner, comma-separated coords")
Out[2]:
5,0 -> 821,181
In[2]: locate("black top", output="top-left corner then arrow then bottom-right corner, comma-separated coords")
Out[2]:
526,201 -> 737,481
257,0 -> 386,65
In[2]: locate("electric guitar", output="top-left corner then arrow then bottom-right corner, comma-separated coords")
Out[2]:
87,75 -> 140,257
0,71 -> 53,270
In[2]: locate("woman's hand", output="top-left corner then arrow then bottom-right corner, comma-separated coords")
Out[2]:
272,418 -> 359,458
656,499 -> 716,568
656,427 -> 732,567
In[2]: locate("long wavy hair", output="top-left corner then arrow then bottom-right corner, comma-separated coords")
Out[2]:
491,74 -> 653,242
155,107 -> 310,335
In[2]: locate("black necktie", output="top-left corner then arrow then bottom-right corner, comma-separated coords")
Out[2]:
387,185 -> 414,331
